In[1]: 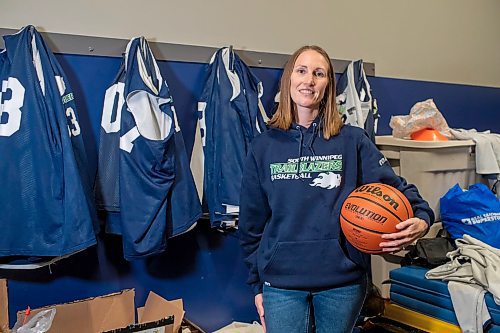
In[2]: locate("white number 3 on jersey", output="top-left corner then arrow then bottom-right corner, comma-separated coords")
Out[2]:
0,77 -> 25,137
55,76 -> 81,137
0,76 -> 81,138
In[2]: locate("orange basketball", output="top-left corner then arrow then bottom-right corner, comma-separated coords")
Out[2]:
340,183 -> 413,254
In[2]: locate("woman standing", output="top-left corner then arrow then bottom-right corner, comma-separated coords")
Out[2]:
239,45 -> 433,333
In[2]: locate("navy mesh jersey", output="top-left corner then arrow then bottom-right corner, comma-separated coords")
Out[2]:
191,47 -> 268,227
94,37 -> 201,259
0,26 -> 96,263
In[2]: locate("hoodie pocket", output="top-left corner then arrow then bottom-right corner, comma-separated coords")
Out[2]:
262,239 -> 359,282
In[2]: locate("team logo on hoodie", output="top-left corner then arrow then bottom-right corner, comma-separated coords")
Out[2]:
309,172 -> 342,189
269,154 -> 342,186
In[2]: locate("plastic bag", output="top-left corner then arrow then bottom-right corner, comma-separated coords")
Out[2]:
389,99 -> 451,139
440,183 -> 500,248
11,309 -> 56,333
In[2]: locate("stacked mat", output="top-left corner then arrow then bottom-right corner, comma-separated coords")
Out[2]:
389,265 -> 500,332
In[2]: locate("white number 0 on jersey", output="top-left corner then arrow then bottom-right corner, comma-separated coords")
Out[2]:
101,82 -> 174,153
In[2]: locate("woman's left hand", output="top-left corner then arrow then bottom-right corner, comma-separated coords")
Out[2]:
379,217 -> 429,252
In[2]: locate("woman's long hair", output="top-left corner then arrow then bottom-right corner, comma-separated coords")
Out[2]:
269,45 -> 343,139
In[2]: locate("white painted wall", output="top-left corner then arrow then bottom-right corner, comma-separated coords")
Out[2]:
1,0 -> 499,87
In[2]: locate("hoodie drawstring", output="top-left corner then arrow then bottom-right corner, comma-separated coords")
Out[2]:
296,125 -> 304,181
307,122 -> 318,156
296,122 -> 319,181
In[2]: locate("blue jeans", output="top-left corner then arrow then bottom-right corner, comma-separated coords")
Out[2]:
263,278 -> 367,333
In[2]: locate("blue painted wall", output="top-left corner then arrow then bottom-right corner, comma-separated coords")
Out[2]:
2,52 -> 499,332
370,76 -> 500,135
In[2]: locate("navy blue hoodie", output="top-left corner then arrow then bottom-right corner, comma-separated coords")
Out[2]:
239,122 -> 434,295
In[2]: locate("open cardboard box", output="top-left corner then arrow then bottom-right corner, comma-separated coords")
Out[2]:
136,292 -> 184,333
102,291 -> 186,333
8,286 -> 186,333
15,289 -> 136,333
1,280 -> 8,333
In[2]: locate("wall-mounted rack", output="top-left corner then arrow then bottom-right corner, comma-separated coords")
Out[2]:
0,28 -> 375,76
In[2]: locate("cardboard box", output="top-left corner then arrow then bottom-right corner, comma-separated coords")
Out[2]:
0,279 -> 8,333
104,291 -> 184,333
103,317 -> 174,333
12,289 -> 188,333
138,292 -> 184,333
15,289 -> 135,333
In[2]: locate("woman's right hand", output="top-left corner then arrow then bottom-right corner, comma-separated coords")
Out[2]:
255,293 -> 266,332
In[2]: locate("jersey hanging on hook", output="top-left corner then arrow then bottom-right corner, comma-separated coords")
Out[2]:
336,60 -> 378,142
95,37 -> 201,259
0,26 -> 97,268
191,46 -> 269,227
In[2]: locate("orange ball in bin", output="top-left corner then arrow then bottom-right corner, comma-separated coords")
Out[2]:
410,128 -> 448,141
340,183 -> 413,254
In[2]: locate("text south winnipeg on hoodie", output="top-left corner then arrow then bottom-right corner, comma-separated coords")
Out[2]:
239,123 -> 434,295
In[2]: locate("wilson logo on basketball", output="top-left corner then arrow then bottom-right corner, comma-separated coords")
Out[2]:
354,184 -> 399,210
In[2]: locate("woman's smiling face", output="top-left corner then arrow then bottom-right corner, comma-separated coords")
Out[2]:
290,49 -> 329,114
